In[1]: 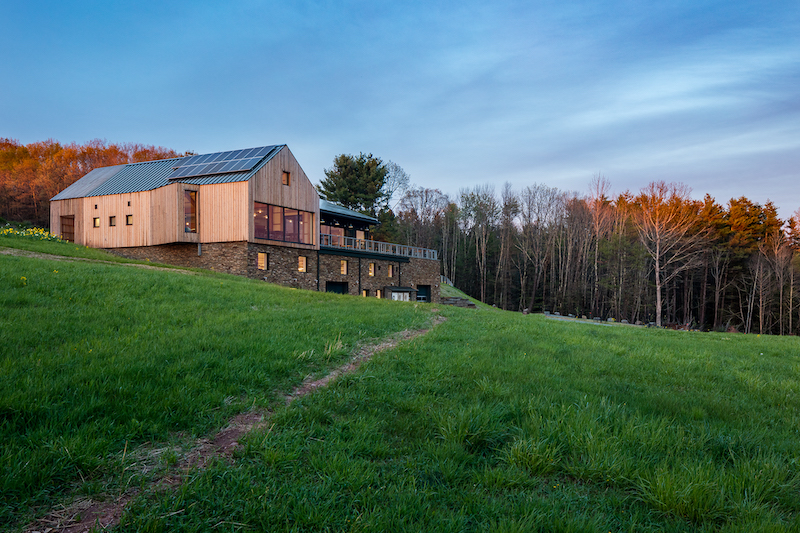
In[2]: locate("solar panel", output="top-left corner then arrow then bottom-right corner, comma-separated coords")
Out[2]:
167,146 -> 278,180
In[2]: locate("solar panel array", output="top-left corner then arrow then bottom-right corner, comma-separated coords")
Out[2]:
168,146 -> 278,180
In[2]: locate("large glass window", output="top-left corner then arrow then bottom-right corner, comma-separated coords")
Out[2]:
269,205 -> 283,240
285,209 -> 299,243
254,202 -> 313,244
300,211 -> 313,245
254,202 -> 269,239
184,191 -> 197,233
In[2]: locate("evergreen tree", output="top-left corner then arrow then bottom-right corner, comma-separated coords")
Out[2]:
318,153 -> 389,217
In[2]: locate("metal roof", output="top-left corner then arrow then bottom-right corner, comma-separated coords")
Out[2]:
319,199 -> 379,224
50,145 -> 285,200
51,165 -> 126,200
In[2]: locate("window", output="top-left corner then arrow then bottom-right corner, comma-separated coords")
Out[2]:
93,217 -> 100,228
184,191 -> 197,233
369,263 -> 375,276
126,215 -> 133,225
388,264 -> 394,278
257,252 -> 269,270
300,211 -> 313,245
269,204 -> 283,240
94,204 -> 98,209
376,289 -> 382,299
254,202 -> 269,239
298,256 -> 307,272
285,209 -> 299,242
109,216 -> 116,227
127,201 -> 131,206
282,171 -> 291,186
362,289 -> 368,297
254,202 -> 313,244
340,260 -> 348,275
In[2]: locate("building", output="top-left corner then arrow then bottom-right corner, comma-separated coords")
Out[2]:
50,145 -> 440,302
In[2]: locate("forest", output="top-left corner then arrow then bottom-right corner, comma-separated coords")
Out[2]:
2,138 -> 799,335
0,138 -> 182,226
389,178 -> 800,335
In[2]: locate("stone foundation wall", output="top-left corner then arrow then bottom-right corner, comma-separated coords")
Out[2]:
107,242 -> 441,302
247,243 -> 318,290
108,242 -> 250,275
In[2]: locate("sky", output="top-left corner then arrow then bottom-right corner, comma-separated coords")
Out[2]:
2,0 -> 799,218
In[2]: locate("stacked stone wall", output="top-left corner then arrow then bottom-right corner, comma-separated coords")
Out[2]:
108,242 -> 249,275
107,243 -> 441,303
247,243 -> 318,290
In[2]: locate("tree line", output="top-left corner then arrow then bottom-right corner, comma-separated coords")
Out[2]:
5,141 -> 799,334
388,176 -> 800,335
0,138 -> 182,226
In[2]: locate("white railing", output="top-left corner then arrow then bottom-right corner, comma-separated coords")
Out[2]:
320,233 -> 438,260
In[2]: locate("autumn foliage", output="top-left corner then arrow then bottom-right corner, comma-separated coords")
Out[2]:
393,181 -> 800,335
0,138 -> 183,226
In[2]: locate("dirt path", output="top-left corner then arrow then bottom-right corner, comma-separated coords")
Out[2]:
24,315 -> 445,533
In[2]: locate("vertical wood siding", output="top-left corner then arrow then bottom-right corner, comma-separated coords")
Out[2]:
199,182 -> 249,243
250,146 -> 320,244
150,184 -> 180,245
79,192 -> 151,248
50,198 -> 84,243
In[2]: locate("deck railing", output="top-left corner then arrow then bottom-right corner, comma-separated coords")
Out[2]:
320,233 -> 438,260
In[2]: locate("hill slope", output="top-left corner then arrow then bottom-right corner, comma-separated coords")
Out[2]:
3,235 -> 800,532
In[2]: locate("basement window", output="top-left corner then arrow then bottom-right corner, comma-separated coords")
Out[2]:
109,216 -> 116,227
257,252 -> 269,271
362,289 -> 368,297
298,256 -> 307,272
376,289 -> 383,299
93,217 -> 100,228
126,215 -> 133,225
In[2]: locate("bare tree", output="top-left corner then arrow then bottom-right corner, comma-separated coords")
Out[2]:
588,174 -> 613,316
517,183 -> 563,313
460,185 -> 499,303
631,181 -> 704,327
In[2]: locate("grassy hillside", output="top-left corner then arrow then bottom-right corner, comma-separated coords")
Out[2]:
3,232 -> 800,532
0,235 -> 434,530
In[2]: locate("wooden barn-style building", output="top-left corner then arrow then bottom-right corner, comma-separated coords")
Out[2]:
50,145 -> 440,302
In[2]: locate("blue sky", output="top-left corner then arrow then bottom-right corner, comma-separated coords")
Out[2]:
2,1 -> 799,217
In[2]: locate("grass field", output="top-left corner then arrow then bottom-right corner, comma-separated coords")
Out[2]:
3,232 -> 800,532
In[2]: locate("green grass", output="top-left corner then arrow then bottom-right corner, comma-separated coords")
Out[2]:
4,233 -> 800,532
0,237 -> 434,530
118,311 -> 800,532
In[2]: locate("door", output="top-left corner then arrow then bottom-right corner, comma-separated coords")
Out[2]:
60,216 -> 75,242
326,281 -> 348,294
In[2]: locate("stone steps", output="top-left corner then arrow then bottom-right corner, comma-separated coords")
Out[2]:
441,296 -> 477,309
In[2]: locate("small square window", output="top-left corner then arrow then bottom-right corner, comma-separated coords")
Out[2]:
109,216 -> 116,227
340,260 -> 348,275
369,263 -> 375,276
257,252 -> 269,270
126,214 -> 133,225
282,171 -> 291,186
93,217 -> 100,228
298,256 -> 307,273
